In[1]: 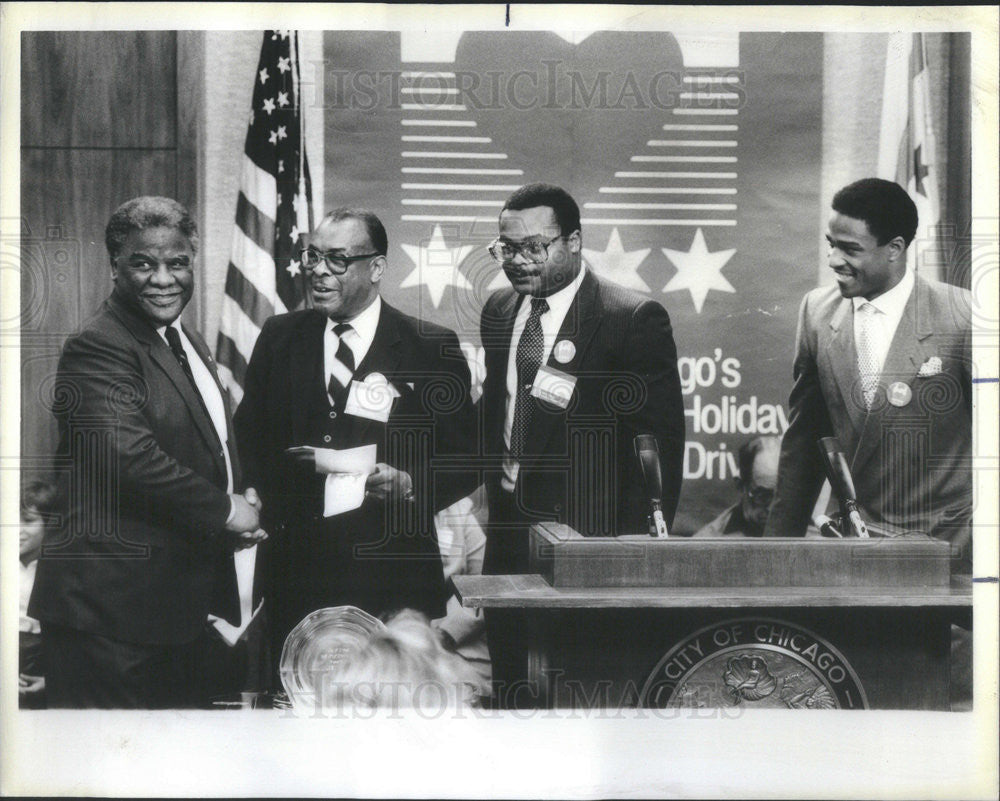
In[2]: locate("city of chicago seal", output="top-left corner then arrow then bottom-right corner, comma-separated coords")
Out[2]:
640,617 -> 868,709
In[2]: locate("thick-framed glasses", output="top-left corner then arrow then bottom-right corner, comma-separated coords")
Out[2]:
745,486 -> 775,506
300,247 -> 381,274
488,234 -> 565,265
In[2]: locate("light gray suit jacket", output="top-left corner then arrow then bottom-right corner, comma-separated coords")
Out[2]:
765,275 -> 972,565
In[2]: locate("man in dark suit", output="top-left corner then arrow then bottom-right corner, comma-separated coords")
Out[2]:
29,196 -> 265,708
765,178 -> 972,569
480,183 -> 685,575
234,208 -> 476,674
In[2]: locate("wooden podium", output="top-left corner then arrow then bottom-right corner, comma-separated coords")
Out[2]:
453,524 -> 971,710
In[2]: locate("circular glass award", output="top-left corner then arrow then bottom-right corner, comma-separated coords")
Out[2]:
279,605 -> 385,709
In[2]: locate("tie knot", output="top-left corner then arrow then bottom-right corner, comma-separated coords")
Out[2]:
859,302 -> 878,317
164,325 -> 182,348
333,322 -> 353,337
529,297 -> 549,317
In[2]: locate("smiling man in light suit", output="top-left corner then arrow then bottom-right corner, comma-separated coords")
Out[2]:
765,178 -> 973,569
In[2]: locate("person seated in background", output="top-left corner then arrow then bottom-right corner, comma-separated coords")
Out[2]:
694,435 -> 781,538
324,609 -> 488,711
19,480 -> 57,708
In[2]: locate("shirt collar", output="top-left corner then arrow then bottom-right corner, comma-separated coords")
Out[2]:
852,268 -> 914,316
326,294 -> 381,346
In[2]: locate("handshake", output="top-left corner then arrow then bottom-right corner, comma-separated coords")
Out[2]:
226,487 -> 268,550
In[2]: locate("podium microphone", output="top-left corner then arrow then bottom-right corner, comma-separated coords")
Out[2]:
634,434 -> 669,538
817,437 -> 869,538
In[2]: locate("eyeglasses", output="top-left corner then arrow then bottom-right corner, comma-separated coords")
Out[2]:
488,234 -> 565,265
300,247 -> 381,275
745,486 -> 775,506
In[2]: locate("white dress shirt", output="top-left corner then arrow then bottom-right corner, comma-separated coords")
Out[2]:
157,322 -> 234,493
502,265 -> 587,489
851,267 -> 915,373
324,295 -> 382,403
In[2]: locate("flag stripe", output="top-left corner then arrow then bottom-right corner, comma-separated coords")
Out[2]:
224,261 -> 276,325
216,333 -> 250,387
235,191 -> 277,256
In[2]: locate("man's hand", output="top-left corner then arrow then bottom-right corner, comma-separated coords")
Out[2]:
365,463 -> 414,501
232,528 -> 268,550
226,493 -> 260,532
18,673 -> 45,696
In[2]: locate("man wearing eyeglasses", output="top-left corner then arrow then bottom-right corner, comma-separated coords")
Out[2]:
479,183 -> 685,575
234,208 -> 476,676
693,436 -> 781,538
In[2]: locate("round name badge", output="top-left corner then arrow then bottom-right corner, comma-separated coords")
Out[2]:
553,339 -> 576,364
887,381 -> 912,407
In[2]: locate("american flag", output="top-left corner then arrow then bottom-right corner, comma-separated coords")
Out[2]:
216,30 -> 313,404
877,32 -> 941,281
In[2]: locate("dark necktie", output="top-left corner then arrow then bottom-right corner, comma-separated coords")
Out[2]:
327,323 -> 356,406
164,325 -> 222,448
510,297 -> 549,461
165,325 -> 198,390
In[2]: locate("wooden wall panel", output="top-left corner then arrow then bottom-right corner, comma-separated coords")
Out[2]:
20,31 -> 177,148
20,29 -> 201,477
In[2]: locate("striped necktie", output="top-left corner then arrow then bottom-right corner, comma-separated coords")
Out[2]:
327,322 -> 355,405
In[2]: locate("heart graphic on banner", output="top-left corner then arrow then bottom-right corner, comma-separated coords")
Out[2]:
453,30 -> 688,210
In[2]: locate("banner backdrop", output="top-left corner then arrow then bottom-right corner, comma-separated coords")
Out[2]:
322,31 -> 823,533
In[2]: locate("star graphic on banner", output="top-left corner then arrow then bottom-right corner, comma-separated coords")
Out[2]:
262,97 -> 276,115
276,125 -> 287,141
286,259 -> 301,277
290,224 -> 300,244
400,225 -> 475,308
277,159 -> 285,174
277,56 -> 291,74
268,130 -> 278,145
277,91 -> 290,107
582,227 -> 651,292
259,68 -> 269,85
661,228 -> 737,313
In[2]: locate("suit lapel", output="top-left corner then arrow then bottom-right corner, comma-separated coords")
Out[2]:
483,290 -> 521,453
350,302 -> 403,444
820,298 -> 867,440
183,322 -> 241,487
107,295 -> 227,474
522,270 -> 602,467
851,278 -> 932,475
289,311 -> 329,443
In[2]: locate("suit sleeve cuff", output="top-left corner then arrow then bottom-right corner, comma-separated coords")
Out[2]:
225,495 -> 236,525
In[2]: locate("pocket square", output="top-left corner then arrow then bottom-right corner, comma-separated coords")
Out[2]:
917,356 -> 942,377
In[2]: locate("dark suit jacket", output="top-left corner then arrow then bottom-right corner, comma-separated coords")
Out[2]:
765,276 -> 972,563
233,301 -> 476,629
480,270 -> 685,540
29,293 -> 241,645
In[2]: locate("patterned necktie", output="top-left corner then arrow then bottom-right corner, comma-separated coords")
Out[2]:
327,322 -> 356,405
856,302 -> 880,409
510,297 -> 549,461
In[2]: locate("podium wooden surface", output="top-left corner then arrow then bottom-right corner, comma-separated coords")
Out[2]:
454,524 -> 972,710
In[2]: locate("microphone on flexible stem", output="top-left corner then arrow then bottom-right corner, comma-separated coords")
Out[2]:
634,434 -> 669,538
817,437 -> 869,538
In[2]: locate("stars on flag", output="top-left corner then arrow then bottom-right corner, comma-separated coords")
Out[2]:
400,225 -> 475,308
582,227 -> 651,293
287,259 -> 301,277
262,97 -> 276,115
661,228 -> 737,314
278,56 -> 291,74
268,130 -> 278,145
276,125 -> 287,141
259,67 -> 269,85
277,91 -> 290,107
